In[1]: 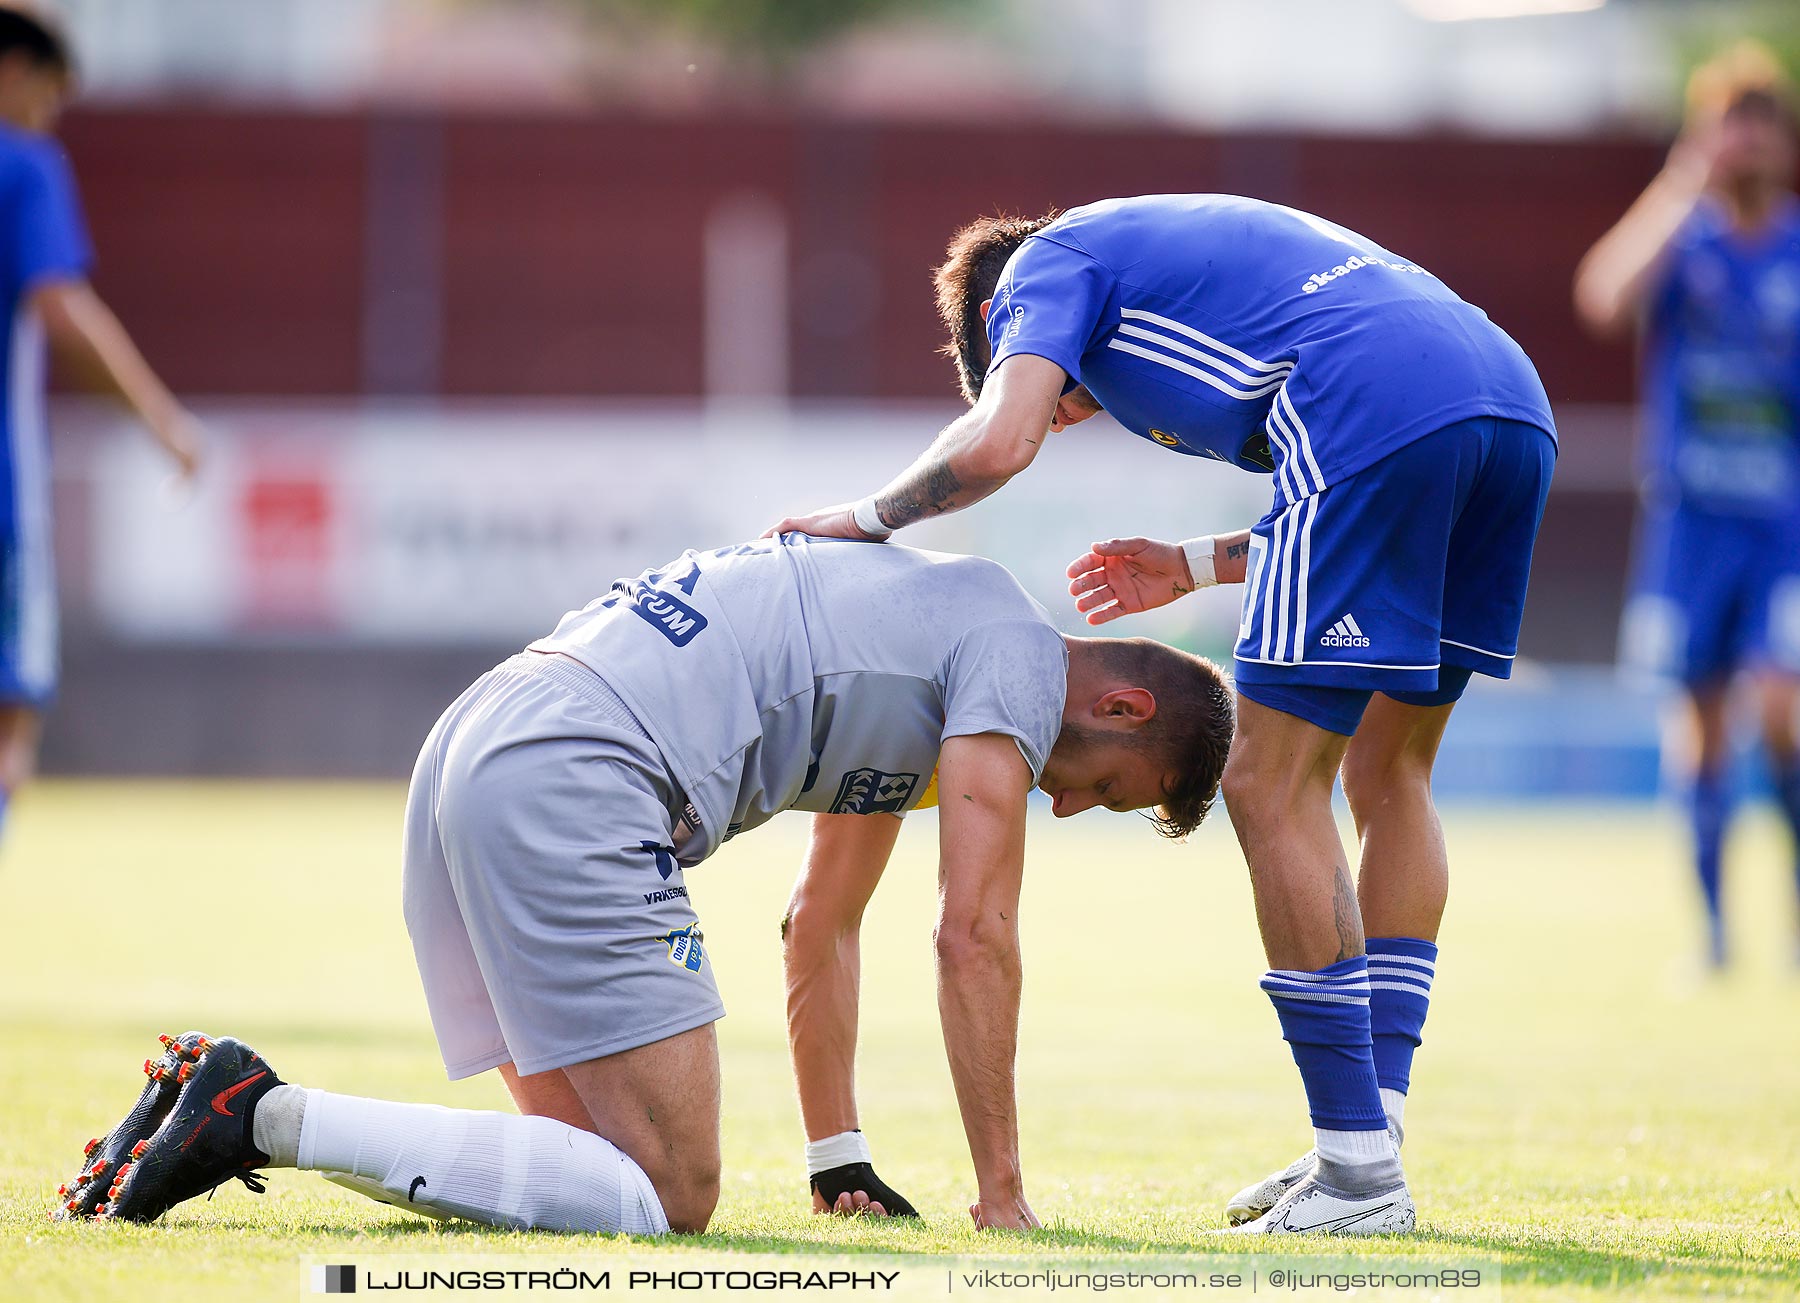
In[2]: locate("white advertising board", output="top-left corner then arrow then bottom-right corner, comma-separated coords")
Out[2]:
76,401 -> 1272,652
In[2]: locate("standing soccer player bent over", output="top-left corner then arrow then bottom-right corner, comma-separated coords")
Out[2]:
772,195 -> 1558,1233
62,535 -> 1232,1231
1576,44 -> 1800,968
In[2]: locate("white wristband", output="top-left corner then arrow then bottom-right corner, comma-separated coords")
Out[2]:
1179,535 -> 1219,589
850,496 -> 891,539
805,1129 -> 872,1173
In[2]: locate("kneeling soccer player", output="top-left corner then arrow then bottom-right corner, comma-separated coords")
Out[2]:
59,534 -> 1232,1233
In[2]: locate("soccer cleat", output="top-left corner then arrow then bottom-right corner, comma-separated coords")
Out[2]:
1224,1148 -> 1318,1227
1220,1172 -> 1416,1236
1223,1120 -> 1403,1227
99,1036 -> 283,1224
52,1031 -> 212,1222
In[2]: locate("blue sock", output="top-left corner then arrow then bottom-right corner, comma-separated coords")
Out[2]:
1367,937 -> 1437,1103
1689,770 -> 1729,950
1260,957 -> 1387,1133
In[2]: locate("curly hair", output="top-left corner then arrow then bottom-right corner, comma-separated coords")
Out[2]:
932,210 -> 1060,404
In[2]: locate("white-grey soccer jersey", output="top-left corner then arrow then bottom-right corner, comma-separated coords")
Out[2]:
529,536 -> 1068,865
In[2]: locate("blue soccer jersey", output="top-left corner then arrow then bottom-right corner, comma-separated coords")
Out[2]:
986,194 -> 1557,728
986,194 -> 1556,504
1623,197 -> 1800,686
1640,196 -> 1800,518
0,126 -> 90,704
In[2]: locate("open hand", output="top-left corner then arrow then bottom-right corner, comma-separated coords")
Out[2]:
1065,537 -> 1194,626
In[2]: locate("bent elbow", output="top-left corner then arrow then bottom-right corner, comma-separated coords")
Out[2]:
1571,268 -> 1631,343
958,426 -> 1038,485
1572,294 -> 1623,343
985,437 -> 1040,482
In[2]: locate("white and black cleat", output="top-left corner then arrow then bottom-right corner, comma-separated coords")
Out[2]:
1225,1148 -> 1318,1228
1221,1171 -> 1416,1236
1224,1120 -> 1403,1227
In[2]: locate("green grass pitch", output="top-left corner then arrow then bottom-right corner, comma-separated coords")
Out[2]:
2,781 -> 1797,1300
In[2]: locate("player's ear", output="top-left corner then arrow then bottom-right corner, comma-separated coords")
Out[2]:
979,298 -> 993,324
1092,687 -> 1156,730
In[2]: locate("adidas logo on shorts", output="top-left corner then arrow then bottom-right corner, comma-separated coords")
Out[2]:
1320,613 -> 1371,649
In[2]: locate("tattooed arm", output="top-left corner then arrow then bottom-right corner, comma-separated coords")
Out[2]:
765,355 -> 1070,541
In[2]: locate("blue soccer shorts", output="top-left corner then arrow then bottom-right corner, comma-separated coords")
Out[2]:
1233,415 -> 1556,736
0,470 -> 58,709
1621,504 -> 1800,688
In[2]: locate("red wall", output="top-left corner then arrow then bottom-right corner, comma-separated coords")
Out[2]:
57,106 -> 1663,405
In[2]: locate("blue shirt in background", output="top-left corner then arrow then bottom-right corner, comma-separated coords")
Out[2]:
0,126 -> 90,702
1641,196 -> 1800,519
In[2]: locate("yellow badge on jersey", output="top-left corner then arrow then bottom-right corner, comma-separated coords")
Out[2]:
1150,428 -> 1181,447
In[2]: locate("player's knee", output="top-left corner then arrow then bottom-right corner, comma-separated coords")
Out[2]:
1756,686 -> 1800,757
1340,746 -> 1431,817
1221,741 -> 1327,831
1682,689 -> 1733,768
1219,752 -> 1255,817
0,710 -> 39,792
657,1163 -> 721,1234
0,744 -> 35,793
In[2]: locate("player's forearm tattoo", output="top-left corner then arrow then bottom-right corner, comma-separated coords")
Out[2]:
876,458 -> 965,530
1226,541 -> 1250,560
1331,863 -> 1364,964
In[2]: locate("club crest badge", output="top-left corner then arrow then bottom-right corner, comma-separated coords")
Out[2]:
658,923 -> 706,973
830,768 -> 920,815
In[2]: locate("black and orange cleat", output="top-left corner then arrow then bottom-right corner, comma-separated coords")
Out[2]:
99,1036 -> 283,1224
53,1032 -> 212,1222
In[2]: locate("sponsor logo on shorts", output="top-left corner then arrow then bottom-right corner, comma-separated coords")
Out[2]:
658,923 -> 706,973
1149,428 -> 1181,447
623,581 -> 708,647
829,768 -> 920,815
1320,613 -> 1371,648
643,885 -> 689,905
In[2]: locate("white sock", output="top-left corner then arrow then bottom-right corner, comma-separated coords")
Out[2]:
1314,1126 -> 1396,1168
1380,1087 -> 1407,1142
251,1084 -> 307,1167
294,1089 -> 669,1234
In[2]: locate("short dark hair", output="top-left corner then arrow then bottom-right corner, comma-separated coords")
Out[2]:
933,210 -> 1059,404
0,7 -> 72,77
1094,637 -> 1235,840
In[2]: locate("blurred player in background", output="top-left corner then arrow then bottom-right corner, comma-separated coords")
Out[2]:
1575,43 -> 1800,969
0,6 -> 202,843
773,194 -> 1556,1235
